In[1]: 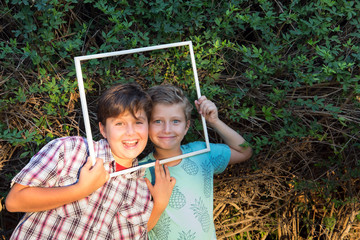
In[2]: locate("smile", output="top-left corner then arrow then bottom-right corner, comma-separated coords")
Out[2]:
122,140 -> 138,147
159,136 -> 175,139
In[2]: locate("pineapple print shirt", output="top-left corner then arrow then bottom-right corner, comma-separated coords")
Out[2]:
140,141 -> 231,240
10,136 -> 153,240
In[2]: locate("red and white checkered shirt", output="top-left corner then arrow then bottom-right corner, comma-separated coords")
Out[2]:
10,136 -> 152,240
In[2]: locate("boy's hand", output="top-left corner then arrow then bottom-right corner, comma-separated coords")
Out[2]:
77,157 -> 109,196
145,161 -> 176,212
195,96 -> 219,125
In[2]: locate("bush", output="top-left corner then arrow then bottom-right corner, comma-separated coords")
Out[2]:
1,0 -> 359,239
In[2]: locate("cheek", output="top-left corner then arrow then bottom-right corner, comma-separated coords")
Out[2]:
178,124 -> 188,135
148,127 -> 159,142
139,125 -> 149,138
148,130 -> 155,141
148,124 -> 158,134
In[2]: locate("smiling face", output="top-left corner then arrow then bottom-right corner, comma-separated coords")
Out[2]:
149,103 -> 190,158
99,109 -> 148,167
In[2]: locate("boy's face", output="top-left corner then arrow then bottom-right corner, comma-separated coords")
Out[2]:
99,109 -> 148,165
149,103 -> 190,153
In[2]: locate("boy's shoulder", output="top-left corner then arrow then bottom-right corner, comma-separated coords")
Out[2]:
36,136 -> 95,157
45,136 -> 87,147
181,141 -> 206,153
181,141 -> 230,153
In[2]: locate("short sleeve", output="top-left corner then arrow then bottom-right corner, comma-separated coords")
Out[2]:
209,143 -> 231,174
11,138 -> 65,188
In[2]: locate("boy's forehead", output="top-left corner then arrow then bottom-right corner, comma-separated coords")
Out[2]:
153,102 -> 184,109
152,103 -> 186,115
114,109 -> 147,119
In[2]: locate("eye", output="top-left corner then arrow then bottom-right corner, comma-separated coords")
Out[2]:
115,122 -> 123,126
136,120 -> 144,125
173,119 -> 180,124
153,120 -> 162,124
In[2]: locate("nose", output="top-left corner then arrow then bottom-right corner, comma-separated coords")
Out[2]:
163,122 -> 171,133
126,124 -> 135,135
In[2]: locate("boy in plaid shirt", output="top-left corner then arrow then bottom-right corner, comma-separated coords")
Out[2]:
5,83 -> 175,240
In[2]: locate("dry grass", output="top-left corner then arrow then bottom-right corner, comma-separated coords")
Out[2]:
213,140 -> 360,240
1,75 -> 359,240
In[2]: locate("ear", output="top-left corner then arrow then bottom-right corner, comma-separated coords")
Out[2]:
185,120 -> 191,134
99,122 -> 107,139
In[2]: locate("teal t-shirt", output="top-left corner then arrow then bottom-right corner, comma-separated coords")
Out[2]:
140,141 -> 231,240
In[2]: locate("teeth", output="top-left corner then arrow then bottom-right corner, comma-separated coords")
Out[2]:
123,140 -> 138,146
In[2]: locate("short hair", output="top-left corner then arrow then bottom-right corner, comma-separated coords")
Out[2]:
97,83 -> 152,125
147,84 -> 193,121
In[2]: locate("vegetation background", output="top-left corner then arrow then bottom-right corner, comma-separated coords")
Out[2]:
1,0 -> 359,239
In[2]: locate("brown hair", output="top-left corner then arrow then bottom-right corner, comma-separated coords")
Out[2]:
97,83 -> 152,125
147,84 -> 193,121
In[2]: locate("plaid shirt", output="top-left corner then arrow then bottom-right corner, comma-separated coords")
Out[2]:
10,136 -> 153,240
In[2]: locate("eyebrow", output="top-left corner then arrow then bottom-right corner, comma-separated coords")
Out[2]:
136,115 -> 147,121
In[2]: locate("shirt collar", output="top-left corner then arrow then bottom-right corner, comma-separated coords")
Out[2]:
92,138 -> 145,179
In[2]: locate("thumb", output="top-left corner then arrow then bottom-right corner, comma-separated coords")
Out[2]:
84,157 -> 93,170
94,157 -> 102,167
170,177 -> 176,187
194,100 -> 200,111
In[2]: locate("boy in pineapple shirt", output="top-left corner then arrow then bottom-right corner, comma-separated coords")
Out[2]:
6,83 -> 175,240
140,84 -> 253,239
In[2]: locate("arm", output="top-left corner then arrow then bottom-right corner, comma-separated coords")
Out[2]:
195,96 -> 253,165
145,160 -> 176,231
5,157 -> 109,212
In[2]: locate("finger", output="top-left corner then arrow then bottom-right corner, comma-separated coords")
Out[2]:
160,164 -> 166,178
163,165 -> 171,180
84,157 -> 93,169
203,103 -> 215,116
197,101 -> 205,114
96,157 -> 105,164
194,100 -> 200,112
195,96 -> 207,111
199,101 -> 208,115
170,177 -> 176,187
158,161 -> 167,178
197,96 -> 207,103
154,160 -> 164,178
145,178 -> 153,192
92,158 -> 104,170
204,101 -> 217,116
199,101 -> 207,114
199,99 -> 211,111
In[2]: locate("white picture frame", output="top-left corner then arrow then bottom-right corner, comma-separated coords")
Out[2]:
74,41 -> 210,177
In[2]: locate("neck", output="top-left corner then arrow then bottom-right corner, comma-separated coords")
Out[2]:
114,158 -> 134,168
153,148 -> 183,166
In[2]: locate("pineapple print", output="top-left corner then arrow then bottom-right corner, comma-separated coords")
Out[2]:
177,230 -> 196,240
190,198 -> 210,232
181,144 -> 193,153
169,186 -> 186,209
210,154 -> 226,169
201,160 -> 212,198
181,158 -> 199,175
153,213 -> 171,240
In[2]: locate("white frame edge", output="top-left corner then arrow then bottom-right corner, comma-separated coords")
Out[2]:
74,41 -> 210,177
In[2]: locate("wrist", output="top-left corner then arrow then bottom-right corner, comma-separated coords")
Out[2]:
73,182 -> 92,199
152,199 -> 168,213
208,118 -> 222,128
